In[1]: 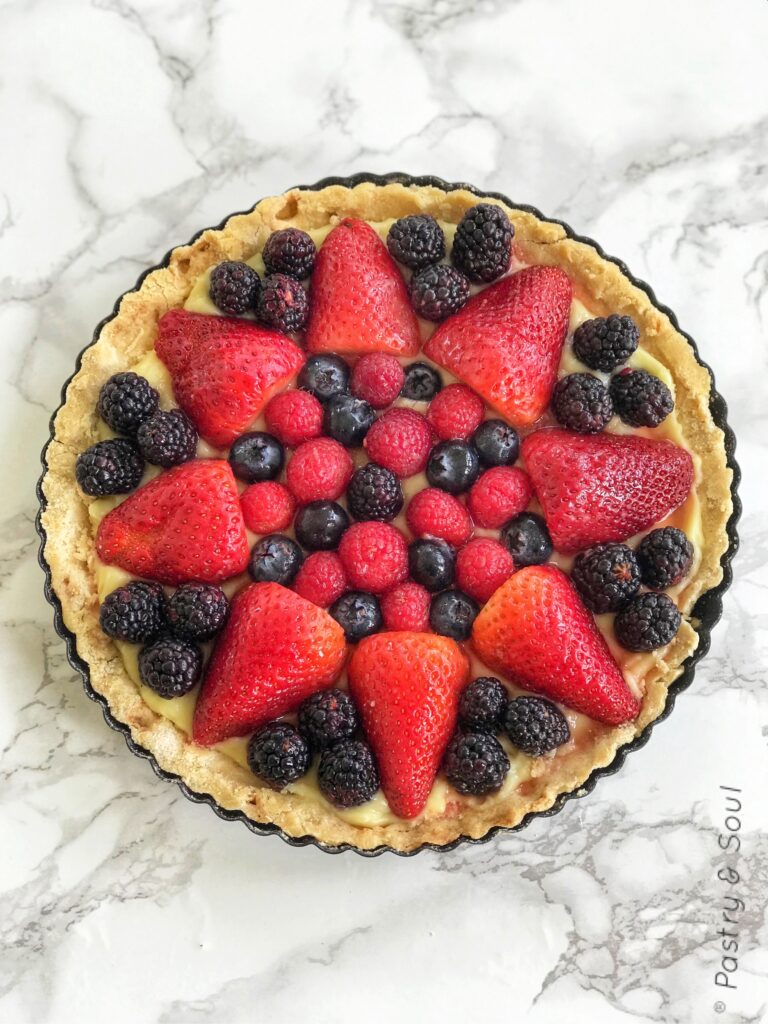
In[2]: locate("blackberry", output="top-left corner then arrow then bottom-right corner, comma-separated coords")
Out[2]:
318,739 -> 379,808
346,463 -> 403,522
136,408 -> 198,467
443,732 -> 510,795
299,355 -> 350,403
262,228 -> 317,279
249,534 -> 303,585
409,264 -> 470,322
501,512 -> 552,567
298,689 -> 359,751
572,315 -> 639,372
614,592 -> 681,651
387,214 -> 446,271
247,722 -> 310,790
75,439 -> 144,497
98,372 -> 159,436
429,589 -> 479,641
472,419 -> 520,467
571,543 -> 641,613
400,362 -> 442,402
99,581 -> 167,644
294,501 -> 349,551
167,583 -> 229,642
228,431 -> 284,483
138,637 -> 202,699
458,676 -> 508,733
637,527 -> 694,590
257,273 -> 309,334
209,260 -> 261,315
426,440 -> 480,494
408,539 -> 455,592
451,203 -> 514,283
330,591 -> 382,642
610,368 -> 674,428
323,393 -> 375,447
551,373 -> 613,434
504,696 -> 570,756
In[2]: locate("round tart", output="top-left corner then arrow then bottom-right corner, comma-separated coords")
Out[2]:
38,175 -> 737,854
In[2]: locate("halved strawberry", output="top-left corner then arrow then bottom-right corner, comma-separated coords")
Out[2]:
472,565 -> 639,725
155,309 -> 305,447
193,583 -> 346,745
348,632 -> 469,818
306,219 -> 420,357
522,428 -> 694,553
96,460 -> 249,584
424,265 -> 572,427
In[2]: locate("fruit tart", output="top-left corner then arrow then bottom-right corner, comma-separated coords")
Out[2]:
39,176 -> 736,854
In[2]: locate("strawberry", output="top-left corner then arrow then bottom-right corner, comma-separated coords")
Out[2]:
423,265 -> 572,427
155,309 -> 305,447
522,428 -> 694,553
472,565 -> 639,725
96,460 -> 249,584
192,583 -> 346,745
306,219 -> 421,357
348,632 -> 469,818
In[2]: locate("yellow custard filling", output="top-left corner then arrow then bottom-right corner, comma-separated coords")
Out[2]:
89,219 -> 704,829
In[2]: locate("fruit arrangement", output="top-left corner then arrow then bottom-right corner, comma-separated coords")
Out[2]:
73,202 -> 700,826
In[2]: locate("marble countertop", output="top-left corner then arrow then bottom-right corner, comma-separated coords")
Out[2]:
2,0 -> 767,1021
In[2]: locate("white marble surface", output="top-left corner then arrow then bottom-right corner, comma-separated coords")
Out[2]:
2,0 -> 767,1021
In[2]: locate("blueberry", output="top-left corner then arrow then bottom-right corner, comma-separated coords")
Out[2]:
294,501 -> 349,551
472,419 -> 520,467
330,591 -> 382,641
298,355 -> 350,403
429,589 -> 479,641
408,539 -> 455,592
229,431 -> 284,483
249,534 -> 303,585
501,513 -> 553,567
323,393 -> 375,447
401,362 -> 442,402
426,440 -> 480,494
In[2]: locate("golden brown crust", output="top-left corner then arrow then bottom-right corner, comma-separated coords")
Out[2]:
41,181 -> 733,852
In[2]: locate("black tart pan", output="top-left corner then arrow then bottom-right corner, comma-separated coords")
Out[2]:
36,172 -> 741,856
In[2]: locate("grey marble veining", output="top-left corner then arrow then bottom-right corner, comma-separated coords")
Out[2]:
1,0 -> 766,1021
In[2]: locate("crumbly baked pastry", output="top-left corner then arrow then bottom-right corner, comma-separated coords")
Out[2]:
40,180 -> 733,853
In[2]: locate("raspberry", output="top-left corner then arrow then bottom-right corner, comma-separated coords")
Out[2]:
363,407 -> 433,478
262,228 -> 317,280
387,214 -> 446,270
209,260 -> 261,316
405,488 -> 473,546
293,551 -> 347,607
467,467 -> 533,529
350,353 -> 405,409
286,437 -> 354,503
451,204 -> 514,283
610,368 -> 674,428
573,315 -> 639,372
455,538 -> 515,603
380,582 -> 431,632
427,383 -> 484,441
257,273 -> 309,334
265,389 -> 324,448
240,481 -> 296,534
338,521 -> 408,594
410,264 -> 470,322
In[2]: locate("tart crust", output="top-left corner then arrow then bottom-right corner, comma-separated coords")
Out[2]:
41,181 -> 733,852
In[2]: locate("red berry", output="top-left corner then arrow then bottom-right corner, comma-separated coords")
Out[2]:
427,384 -> 484,441
405,488 -> 473,546
338,521 -> 408,594
240,482 -> 295,534
351,353 -> 405,409
286,438 -> 354,504
265,390 -> 323,447
363,408 -> 433,478
467,466 -> 533,529
455,538 -> 515,603
293,552 -> 347,608
381,582 -> 431,632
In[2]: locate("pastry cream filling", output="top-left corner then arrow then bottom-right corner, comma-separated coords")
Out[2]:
90,219 -> 703,828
